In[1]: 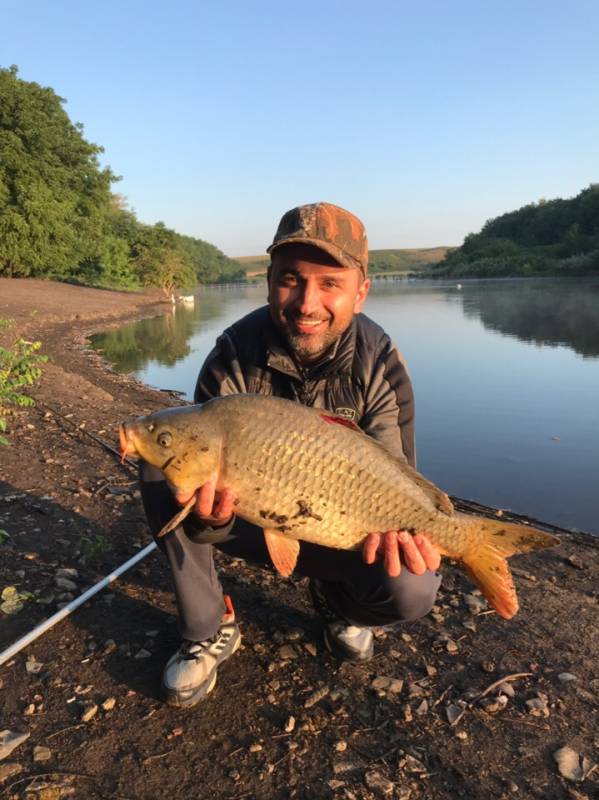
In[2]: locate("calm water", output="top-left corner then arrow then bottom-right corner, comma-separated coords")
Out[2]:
92,278 -> 599,534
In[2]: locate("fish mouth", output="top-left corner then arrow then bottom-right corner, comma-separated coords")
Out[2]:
119,423 -> 139,463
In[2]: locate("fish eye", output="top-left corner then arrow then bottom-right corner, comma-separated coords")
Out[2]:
157,431 -> 172,448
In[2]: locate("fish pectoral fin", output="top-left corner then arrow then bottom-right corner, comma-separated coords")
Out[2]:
263,529 -> 300,577
462,549 -> 518,620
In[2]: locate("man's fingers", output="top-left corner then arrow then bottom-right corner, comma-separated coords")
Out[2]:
362,532 -> 381,565
413,533 -> 442,571
384,531 -> 402,577
398,530 -> 427,575
213,489 -> 235,523
196,479 -> 217,518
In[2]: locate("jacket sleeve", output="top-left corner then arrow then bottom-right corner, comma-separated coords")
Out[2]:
194,329 -> 248,403
360,338 -> 416,468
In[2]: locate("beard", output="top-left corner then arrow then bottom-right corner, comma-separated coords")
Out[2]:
283,326 -> 339,363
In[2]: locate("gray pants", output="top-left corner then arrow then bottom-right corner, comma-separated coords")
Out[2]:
140,463 -> 442,642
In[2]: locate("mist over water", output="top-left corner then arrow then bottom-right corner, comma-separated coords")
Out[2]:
92,278 -> 599,535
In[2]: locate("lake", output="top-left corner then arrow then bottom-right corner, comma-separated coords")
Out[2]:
91,278 -> 599,535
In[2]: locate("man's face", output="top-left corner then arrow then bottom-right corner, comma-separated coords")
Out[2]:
267,244 -> 371,363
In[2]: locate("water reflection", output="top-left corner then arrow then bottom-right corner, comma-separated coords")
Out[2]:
91,289 -> 242,373
91,308 -> 195,371
460,279 -> 599,358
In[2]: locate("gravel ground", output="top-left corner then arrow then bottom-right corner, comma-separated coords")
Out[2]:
0,278 -> 598,800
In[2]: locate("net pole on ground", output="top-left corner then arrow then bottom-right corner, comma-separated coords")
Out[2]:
0,541 -> 157,668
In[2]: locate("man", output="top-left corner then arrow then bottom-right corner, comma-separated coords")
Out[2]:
140,202 -> 442,708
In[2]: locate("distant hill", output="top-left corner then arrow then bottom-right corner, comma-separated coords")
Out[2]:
234,247 -> 451,278
433,184 -> 599,278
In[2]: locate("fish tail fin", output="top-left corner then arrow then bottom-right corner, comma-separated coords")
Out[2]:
459,514 -> 559,620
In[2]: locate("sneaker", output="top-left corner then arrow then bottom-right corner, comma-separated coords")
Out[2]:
161,595 -> 241,707
309,580 -> 374,662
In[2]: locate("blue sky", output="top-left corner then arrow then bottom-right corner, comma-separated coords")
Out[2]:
2,1 -> 598,255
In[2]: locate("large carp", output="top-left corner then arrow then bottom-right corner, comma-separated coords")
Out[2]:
119,394 -> 557,619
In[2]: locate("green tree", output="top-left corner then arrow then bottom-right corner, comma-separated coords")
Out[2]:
133,222 -> 195,298
0,65 -> 117,277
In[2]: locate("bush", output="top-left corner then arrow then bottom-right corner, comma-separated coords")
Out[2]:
0,318 -> 46,444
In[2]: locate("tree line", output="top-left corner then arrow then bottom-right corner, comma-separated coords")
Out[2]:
433,184 -> 599,278
0,66 -> 245,294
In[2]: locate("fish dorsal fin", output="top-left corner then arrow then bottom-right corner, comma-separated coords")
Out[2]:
397,461 -> 454,516
263,529 -> 300,577
320,413 -> 361,431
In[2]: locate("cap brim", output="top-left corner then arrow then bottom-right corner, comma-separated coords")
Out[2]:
267,237 -> 364,273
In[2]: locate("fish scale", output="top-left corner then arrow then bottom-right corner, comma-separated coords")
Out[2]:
120,394 -> 559,619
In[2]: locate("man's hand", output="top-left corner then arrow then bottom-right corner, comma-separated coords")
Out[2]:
362,530 -> 441,577
175,478 -> 237,528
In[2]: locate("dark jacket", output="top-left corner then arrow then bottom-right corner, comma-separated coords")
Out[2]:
194,306 -> 415,466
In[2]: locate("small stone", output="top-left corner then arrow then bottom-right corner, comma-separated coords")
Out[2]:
33,745 -> 51,762
403,704 -> 413,722
480,660 -> 495,673
101,697 -> 116,711
328,779 -> 345,790
80,702 -> 98,722
228,768 -> 240,781
371,676 -> 391,691
0,762 -> 23,782
25,658 -> 43,675
388,679 -> 404,694
304,686 -> 329,708
55,568 -> 79,580
565,554 -> 585,570
335,740 -> 347,752
445,704 -> 463,725
425,664 -> 437,677
456,730 -> 468,740
402,754 -> 426,774
465,593 -> 487,613
553,746 -> 594,782
333,761 -> 359,774
284,716 -> 296,733
480,695 -> 508,713
558,672 -> 578,683
415,699 -> 429,716
508,781 -> 519,793
526,695 -> 550,717
496,682 -> 516,698
303,642 -> 317,656
462,619 -> 477,632
364,770 -> 394,796
249,743 -> 263,753
22,704 -> 35,716
55,576 -> 78,591
0,730 -> 30,760
278,645 -> 298,660
445,639 -> 459,653
134,648 -> 152,659
103,639 -> 117,654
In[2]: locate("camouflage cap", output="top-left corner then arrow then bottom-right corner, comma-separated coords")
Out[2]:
267,202 -> 368,276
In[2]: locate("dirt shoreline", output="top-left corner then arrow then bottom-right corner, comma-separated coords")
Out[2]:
0,278 -> 598,800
